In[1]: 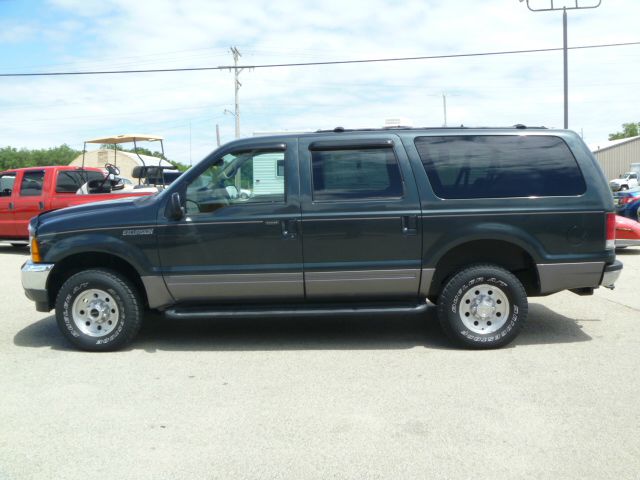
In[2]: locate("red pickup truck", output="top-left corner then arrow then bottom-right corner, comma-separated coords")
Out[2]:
0,165 -> 151,242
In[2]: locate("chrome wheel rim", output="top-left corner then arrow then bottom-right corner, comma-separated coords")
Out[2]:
72,289 -> 119,337
458,284 -> 510,334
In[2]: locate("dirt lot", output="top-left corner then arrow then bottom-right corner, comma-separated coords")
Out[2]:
0,244 -> 638,480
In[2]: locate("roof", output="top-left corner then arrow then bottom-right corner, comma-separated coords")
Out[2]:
589,135 -> 640,153
85,134 -> 164,144
223,126 -> 564,148
118,151 -> 175,169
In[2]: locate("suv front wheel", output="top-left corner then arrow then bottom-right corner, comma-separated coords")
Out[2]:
55,269 -> 143,351
437,265 -> 528,349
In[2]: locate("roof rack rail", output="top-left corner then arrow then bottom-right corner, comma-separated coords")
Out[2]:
513,124 -> 548,129
314,125 -> 550,133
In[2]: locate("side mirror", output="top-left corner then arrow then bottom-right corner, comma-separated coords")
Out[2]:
167,192 -> 185,220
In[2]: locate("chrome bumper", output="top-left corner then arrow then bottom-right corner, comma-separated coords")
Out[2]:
600,260 -> 623,289
616,239 -> 640,247
21,261 -> 54,292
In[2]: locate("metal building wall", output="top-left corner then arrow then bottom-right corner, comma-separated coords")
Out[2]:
592,137 -> 640,180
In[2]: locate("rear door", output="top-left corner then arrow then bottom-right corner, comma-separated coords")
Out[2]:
298,134 -> 423,300
49,169 -> 105,209
12,169 -> 47,238
0,171 -> 18,237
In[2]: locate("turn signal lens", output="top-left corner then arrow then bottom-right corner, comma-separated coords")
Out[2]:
30,237 -> 42,263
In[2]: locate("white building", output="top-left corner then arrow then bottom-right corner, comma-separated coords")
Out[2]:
590,136 -> 640,180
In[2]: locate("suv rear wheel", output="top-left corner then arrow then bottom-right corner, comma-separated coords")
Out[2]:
437,264 -> 528,349
55,269 -> 142,351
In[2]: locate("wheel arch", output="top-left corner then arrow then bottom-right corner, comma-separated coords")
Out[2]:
427,238 -> 540,297
46,252 -> 149,311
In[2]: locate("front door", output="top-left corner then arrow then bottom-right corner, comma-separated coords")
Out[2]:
298,134 -> 423,300
12,169 -> 47,238
157,141 -> 304,303
0,171 -> 17,238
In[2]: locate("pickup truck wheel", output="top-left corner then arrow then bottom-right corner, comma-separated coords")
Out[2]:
437,265 -> 528,349
55,269 -> 142,351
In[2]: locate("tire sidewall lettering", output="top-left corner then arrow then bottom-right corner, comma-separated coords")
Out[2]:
59,279 -> 126,346
449,273 -> 524,344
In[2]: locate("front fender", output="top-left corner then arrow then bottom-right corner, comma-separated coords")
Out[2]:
39,231 -> 159,276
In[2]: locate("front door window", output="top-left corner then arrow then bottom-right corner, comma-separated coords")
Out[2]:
0,173 -> 16,197
185,150 -> 285,216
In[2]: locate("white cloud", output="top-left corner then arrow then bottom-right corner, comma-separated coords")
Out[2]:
0,24 -> 34,44
0,0 -> 639,163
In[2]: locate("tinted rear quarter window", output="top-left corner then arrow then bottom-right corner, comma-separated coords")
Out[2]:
56,170 -> 104,193
414,135 -> 586,199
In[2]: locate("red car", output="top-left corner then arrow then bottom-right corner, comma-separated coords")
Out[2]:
615,215 -> 640,248
0,165 -> 152,242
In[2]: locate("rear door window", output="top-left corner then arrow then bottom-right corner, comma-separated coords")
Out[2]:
311,147 -> 403,201
414,135 -> 586,199
19,170 -> 45,197
56,170 -> 104,193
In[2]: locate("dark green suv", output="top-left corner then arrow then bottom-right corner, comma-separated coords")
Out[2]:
21,127 -> 622,351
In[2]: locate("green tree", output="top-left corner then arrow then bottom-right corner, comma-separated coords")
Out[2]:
608,122 -> 640,141
0,144 -> 81,171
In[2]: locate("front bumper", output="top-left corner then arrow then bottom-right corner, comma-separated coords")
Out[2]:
600,260 -> 623,289
21,260 -> 54,312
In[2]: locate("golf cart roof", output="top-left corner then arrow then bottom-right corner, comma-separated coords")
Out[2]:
85,134 -> 164,144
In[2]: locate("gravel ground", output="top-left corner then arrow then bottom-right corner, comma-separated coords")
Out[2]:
0,244 -> 638,480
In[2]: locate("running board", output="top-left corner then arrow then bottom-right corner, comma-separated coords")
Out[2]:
164,301 -> 429,320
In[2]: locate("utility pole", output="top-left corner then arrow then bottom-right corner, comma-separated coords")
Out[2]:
521,0 -> 602,129
215,124 -> 221,147
442,93 -> 448,127
563,7 -> 568,129
230,46 -> 243,139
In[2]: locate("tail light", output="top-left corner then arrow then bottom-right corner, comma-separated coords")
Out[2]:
620,197 -> 631,205
606,213 -> 616,250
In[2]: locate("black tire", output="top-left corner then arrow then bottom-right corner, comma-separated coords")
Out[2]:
437,264 -> 528,349
55,269 -> 142,351
620,185 -> 628,191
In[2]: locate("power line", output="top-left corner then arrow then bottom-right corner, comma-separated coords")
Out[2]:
1,41 -> 639,77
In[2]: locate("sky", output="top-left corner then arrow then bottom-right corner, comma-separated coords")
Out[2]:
0,0 -> 638,164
